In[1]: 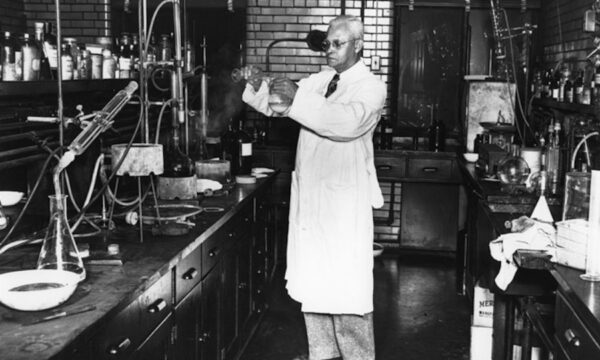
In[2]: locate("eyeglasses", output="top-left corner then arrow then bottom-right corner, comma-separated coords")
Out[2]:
321,38 -> 356,51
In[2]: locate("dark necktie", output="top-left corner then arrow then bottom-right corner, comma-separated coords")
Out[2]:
325,73 -> 340,98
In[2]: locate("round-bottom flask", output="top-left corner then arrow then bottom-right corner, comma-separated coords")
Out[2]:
37,194 -> 86,282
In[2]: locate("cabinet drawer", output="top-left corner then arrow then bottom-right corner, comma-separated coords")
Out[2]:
375,156 -> 405,180
201,206 -> 253,278
406,158 -> 453,180
175,244 -> 202,303
92,271 -> 173,359
554,291 -> 600,360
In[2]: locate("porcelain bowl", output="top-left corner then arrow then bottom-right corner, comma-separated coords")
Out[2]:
463,153 -> 479,163
0,269 -> 79,311
0,191 -> 24,206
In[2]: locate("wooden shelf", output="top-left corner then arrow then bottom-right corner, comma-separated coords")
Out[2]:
532,98 -> 594,115
0,79 -> 132,98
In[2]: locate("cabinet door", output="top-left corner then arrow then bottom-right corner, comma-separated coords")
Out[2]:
400,182 -> 458,251
220,246 -> 238,358
175,283 -> 201,360
200,265 -> 220,360
133,315 -> 175,360
237,237 -> 252,332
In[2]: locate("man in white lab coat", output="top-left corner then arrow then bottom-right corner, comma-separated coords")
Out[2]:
242,15 -> 386,360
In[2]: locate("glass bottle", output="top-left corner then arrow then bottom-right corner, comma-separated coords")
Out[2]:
221,120 -> 237,173
163,127 -> 194,177
130,33 -> 140,78
146,34 -> 157,63
35,22 -> 52,80
102,48 -> 116,79
78,49 -> 91,80
497,144 -> 531,185
158,34 -> 172,62
42,22 -> 58,79
63,38 -> 79,79
118,33 -> 132,79
574,70 -> 584,104
236,121 -> 253,176
1,31 -> 18,81
37,194 -> 86,282
60,43 -> 74,80
21,33 -> 40,81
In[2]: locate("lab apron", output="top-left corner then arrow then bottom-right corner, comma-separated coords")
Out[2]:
285,132 -> 375,315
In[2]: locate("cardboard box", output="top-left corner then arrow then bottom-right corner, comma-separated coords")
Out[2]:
473,282 -> 494,327
555,219 -> 588,270
470,325 -> 493,360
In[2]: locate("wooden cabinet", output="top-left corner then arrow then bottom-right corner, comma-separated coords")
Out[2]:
554,291 -> 600,360
374,150 -> 462,252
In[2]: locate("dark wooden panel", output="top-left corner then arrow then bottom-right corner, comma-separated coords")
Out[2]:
554,291 -> 600,360
400,182 -> 458,251
175,244 -> 202,304
406,157 -> 453,180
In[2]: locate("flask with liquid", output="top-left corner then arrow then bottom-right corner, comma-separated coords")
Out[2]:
37,194 -> 86,282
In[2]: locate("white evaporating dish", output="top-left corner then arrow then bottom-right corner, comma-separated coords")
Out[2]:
0,269 -> 79,311
0,191 -> 25,206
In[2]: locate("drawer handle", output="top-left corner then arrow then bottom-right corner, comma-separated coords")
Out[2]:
108,337 -> 131,355
228,232 -> 235,238
422,167 -> 438,173
564,329 -> 581,348
147,298 -> 167,314
376,165 -> 392,171
198,331 -> 211,343
244,217 -> 251,223
182,268 -> 198,280
209,247 -> 219,257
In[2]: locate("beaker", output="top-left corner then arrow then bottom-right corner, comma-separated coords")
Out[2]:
37,194 -> 86,282
562,172 -> 591,221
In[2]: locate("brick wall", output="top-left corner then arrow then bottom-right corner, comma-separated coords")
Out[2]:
0,0 -> 26,35
245,0 -> 394,117
539,0 -> 595,72
22,0 -> 111,43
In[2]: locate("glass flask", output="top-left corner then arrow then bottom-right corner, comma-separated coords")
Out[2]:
37,194 -> 86,282
497,145 -> 531,185
268,92 -> 292,114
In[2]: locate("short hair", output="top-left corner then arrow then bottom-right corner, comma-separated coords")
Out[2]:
329,15 -> 364,40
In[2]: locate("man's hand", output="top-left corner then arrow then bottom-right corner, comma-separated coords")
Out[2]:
240,65 -> 263,91
269,77 -> 298,102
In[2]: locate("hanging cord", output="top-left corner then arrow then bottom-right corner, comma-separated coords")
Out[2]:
154,99 -> 175,144
570,132 -> 599,170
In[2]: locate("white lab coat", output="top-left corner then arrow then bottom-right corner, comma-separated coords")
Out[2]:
243,61 -> 386,315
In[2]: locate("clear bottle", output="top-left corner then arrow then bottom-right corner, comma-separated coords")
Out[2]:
221,120 -> 237,173
42,22 -> 58,79
63,38 -> 79,79
37,194 -> 86,282
60,43 -> 74,80
427,105 -> 445,152
22,33 -> 40,81
78,49 -> 91,80
1,31 -> 18,81
102,48 -> 116,79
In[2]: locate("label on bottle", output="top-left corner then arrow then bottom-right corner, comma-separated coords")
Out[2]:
61,55 -> 73,80
102,58 -> 116,79
2,63 -> 18,81
241,143 -> 252,156
43,42 -> 58,68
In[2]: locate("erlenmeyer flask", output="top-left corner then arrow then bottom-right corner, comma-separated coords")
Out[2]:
37,194 -> 86,281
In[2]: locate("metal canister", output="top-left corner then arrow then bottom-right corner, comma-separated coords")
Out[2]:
91,54 -> 102,79
101,49 -> 115,79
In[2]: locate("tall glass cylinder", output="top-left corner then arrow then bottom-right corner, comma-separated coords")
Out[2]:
37,195 -> 85,282
581,170 -> 600,281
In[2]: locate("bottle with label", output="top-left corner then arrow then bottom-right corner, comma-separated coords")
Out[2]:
163,127 -> 194,177
550,71 -> 560,100
221,120 -> 236,169
564,73 -> 574,103
102,49 -> 116,79
236,121 -> 253,176
34,22 -> 52,80
63,38 -> 79,79
42,22 -> 58,79
21,33 -> 40,81
118,33 -> 132,79
1,32 -> 18,81
78,49 -> 91,80
60,43 -> 74,80
574,69 -> 584,104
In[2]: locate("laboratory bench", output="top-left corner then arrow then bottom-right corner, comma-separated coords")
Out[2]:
0,173 -> 280,360
458,158 -> 600,360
